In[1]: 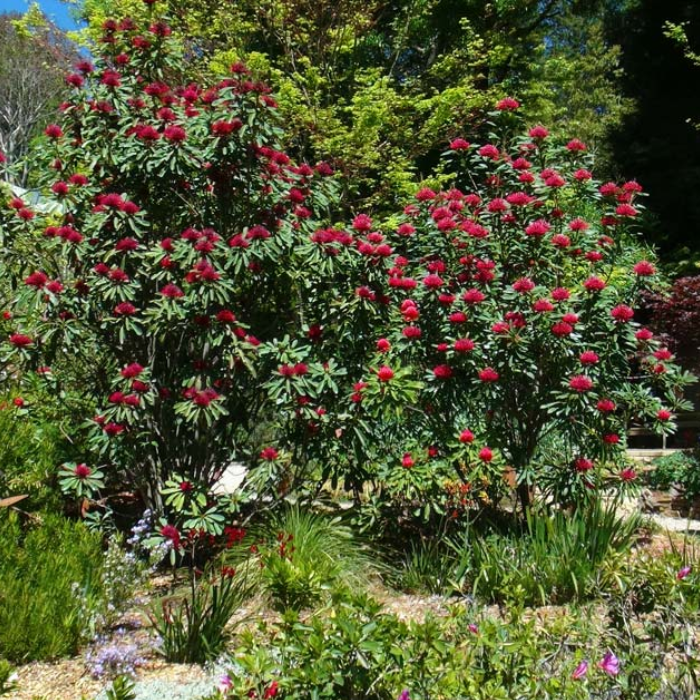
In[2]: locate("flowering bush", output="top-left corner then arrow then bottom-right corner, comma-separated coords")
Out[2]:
0,3 -> 693,515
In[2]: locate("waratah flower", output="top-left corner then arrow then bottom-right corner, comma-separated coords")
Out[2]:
569,375 -> 593,392
377,366 -> 394,382
160,284 -> 184,298
583,276 -> 606,292
552,233 -> 571,247
657,409 -> 672,421
450,138 -> 470,150
611,305 -> 634,322
9,333 -> 33,347
260,447 -> 279,461
433,364 -> 453,380
114,302 -> 137,316
635,328 -> 653,341
403,326 -> 422,339
551,287 -> 570,301
533,299 -> 554,313
529,125 -> 549,139
653,348 -> 673,361
45,124 -> 63,138
551,322 -> 573,337
74,464 -> 92,479
597,399 -> 616,413
160,524 -> 181,549
454,338 -> 475,352
525,220 -> 550,237
633,260 -> 656,276
121,363 -> 144,379
479,367 -> 499,383
496,97 -> 520,111
402,453 -> 414,468
463,289 -> 485,304
479,447 -> 494,462
620,468 -> 636,481
376,338 -> 391,352
575,458 -> 593,472
512,277 -> 535,294
459,429 -> 475,443
604,433 -> 620,444
566,138 -> 587,152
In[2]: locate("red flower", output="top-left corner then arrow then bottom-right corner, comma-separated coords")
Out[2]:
433,364 -> 453,380
161,284 -> 184,298
164,125 -> 186,142
620,468 -> 636,482
569,375 -> 593,392
260,447 -> 279,461
566,139 -> 587,152
579,350 -> 599,365
402,452 -> 415,468
454,338 -> 475,353
25,271 -> 48,288
9,333 -> 33,347
44,124 -> 63,138
450,138 -> 470,150
512,277 -> 535,294
551,322 -> 573,337
449,312 -> 468,324
657,409 -> 672,421
264,681 -> 279,699
478,447 -> 494,462
551,233 -> 571,248
616,203 -> 638,217
478,144 -> 499,160
403,326 -> 422,339
533,299 -> 554,313
114,302 -> 137,316
603,433 -> 620,444
597,399 -> 616,413
74,463 -> 92,479
575,457 -> 593,472
529,125 -> 549,139
423,274 -> 444,289
583,276 -> 606,292
496,97 -> 520,111
525,220 -> 550,237
635,328 -> 653,341
161,524 -> 181,549
103,422 -> 125,437
216,310 -> 237,323
377,366 -> 394,382
121,363 -> 144,379
551,287 -> 570,302
611,305 -> 634,322
462,289 -> 486,304
13,397 -> 25,408
479,367 -> 499,383
633,260 -> 656,276
459,429 -> 475,443
376,338 -> 391,352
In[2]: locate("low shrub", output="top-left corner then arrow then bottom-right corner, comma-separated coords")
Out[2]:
454,502 -> 642,605
648,450 -> 700,498
227,505 -> 376,611
0,512 -> 106,662
150,565 -> 254,664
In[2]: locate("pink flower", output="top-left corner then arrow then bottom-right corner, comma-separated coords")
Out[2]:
525,220 -> 550,237
377,366 -> 394,382
533,299 -> 554,313
635,328 -> 653,341
572,661 -> 589,680
598,651 -> 620,676
462,289 -> 486,304
677,566 -> 692,580
479,367 -> 499,383
569,375 -> 593,392
551,287 -> 570,301
566,139 -> 587,152
604,433 -> 620,445
552,233 -> 571,248
611,305 -> 634,322
217,675 -> 233,694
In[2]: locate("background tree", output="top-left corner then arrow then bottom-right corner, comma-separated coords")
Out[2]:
0,6 -> 77,186
77,0 -> 632,213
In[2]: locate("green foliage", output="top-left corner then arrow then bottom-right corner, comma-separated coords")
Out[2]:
150,567 -> 254,664
105,675 -> 137,700
648,450 -> 700,498
0,512 -> 106,662
229,505 -> 376,610
0,660 -> 17,697
455,503 -> 642,605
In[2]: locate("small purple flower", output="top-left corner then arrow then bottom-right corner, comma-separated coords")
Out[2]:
677,565 -> 692,580
598,651 -> 620,676
468,623 -> 479,634
398,691 -> 410,700
217,675 -> 233,694
572,660 -> 589,680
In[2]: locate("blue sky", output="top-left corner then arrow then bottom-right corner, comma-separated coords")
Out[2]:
1,0 -> 83,31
